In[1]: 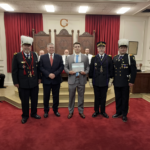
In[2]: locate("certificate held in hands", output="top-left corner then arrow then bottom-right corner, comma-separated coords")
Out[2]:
72,62 -> 84,72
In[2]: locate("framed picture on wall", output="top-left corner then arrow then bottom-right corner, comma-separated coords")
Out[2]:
128,41 -> 138,55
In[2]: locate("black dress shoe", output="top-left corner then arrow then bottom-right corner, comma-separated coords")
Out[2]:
54,112 -> 60,117
21,118 -> 28,124
31,114 -> 41,119
44,113 -> 48,118
92,112 -> 99,118
122,116 -> 127,122
101,112 -> 109,118
112,114 -> 122,118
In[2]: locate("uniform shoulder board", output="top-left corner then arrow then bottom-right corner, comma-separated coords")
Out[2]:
108,55 -> 112,57
14,52 -> 17,55
130,54 -> 133,56
92,55 -> 95,57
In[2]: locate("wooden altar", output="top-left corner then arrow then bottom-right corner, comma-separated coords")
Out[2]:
131,70 -> 150,93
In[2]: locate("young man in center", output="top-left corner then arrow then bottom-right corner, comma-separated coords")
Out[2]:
64,42 -> 89,119
89,42 -> 113,118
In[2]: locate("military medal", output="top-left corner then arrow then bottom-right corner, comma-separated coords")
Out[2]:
100,66 -> 103,72
29,71 -> 32,77
96,54 -> 106,73
22,51 -> 34,77
22,65 -> 26,68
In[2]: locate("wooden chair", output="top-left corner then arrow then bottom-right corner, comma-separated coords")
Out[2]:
32,29 -> 51,54
77,30 -> 95,55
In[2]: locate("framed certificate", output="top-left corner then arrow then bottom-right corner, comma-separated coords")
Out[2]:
72,62 -> 84,72
128,41 -> 138,55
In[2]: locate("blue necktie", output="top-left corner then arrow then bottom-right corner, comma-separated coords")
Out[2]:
100,55 -> 103,60
27,54 -> 29,59
119,56 -> 123,60
76,55 -> 79,76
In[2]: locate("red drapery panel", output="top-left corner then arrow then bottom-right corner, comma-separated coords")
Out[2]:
85,15 -> 120,57
4,12 -> 43,72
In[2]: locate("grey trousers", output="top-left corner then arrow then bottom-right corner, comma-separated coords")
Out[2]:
68,78 -> 85,113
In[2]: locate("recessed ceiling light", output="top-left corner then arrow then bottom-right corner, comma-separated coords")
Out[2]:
117,7 -> 130,14
45,5 -> 55,12
79,6 -> 88,13
0,4 -> 14,11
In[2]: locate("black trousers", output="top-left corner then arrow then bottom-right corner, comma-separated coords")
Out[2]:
93,86 -> 108,113
43,84 -> 60,113
0,74 -> 5,88
19,86 -> 39,118
114,86 -> 129,117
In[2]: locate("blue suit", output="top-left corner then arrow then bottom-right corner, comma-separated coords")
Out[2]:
40,53 -> 64,113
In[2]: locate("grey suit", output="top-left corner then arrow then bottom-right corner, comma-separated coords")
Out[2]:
64,54 -> 89,113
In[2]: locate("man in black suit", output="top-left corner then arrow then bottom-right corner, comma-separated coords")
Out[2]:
89,42 -> 113,118
12,35 -> 41,124
0,73 -> 6,88
112,39 -> 137,122
40,43 -> 64,118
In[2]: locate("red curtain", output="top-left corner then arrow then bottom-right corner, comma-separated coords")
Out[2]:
85,15 -> 120,57
4,12 -> 43,72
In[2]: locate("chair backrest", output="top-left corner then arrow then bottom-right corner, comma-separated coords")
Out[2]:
32,29 -> 51,54
54,29 -> 74,55
77,30 -> 95,55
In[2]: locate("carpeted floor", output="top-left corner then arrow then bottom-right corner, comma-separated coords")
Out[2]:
0,98 -> 150,150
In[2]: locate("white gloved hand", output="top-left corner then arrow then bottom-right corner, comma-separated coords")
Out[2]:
108,78 -> 113,88
89,78 -> 93,88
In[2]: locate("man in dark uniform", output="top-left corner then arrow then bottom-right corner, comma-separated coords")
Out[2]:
112,39 -> 137,122
0,73 -> 6,88
89,42 -> 113,118
12,35 -> 41,124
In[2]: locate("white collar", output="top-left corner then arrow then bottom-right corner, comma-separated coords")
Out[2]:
24,52 -> 30,56
75,53 -> 81,56
119,54 -> 124,57
48,53 -> 54,56
99,53 -> 105,57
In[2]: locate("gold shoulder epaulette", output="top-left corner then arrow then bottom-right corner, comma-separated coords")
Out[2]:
92,55 -> 95,57
108,55 -> 112,57
14,52 -> 17,55
130,54 -> 133,56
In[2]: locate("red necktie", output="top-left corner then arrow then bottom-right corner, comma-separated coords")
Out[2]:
50,54 -> 53,66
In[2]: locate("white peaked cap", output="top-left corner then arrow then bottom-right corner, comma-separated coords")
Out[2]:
21,35 -> 33,45
118,39 -> 129,47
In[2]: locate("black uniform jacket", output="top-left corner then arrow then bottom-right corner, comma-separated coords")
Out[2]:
113,53 -> 137,87
89,54 -> 113,87
12,52 -> 40,89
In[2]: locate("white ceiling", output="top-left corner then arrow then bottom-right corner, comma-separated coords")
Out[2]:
0,0 -> 150,16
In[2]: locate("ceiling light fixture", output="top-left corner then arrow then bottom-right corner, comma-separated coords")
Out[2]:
0,4 -> 14,11
79,6 -> 88,13
117,7 -> 130,14
45,5 -> 55,12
